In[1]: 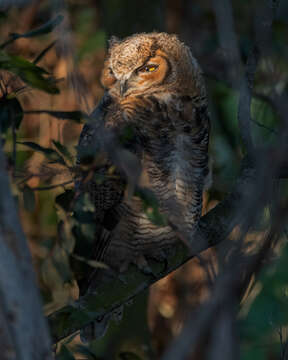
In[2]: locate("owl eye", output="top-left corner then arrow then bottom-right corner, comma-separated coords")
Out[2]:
138,64 -> 158,73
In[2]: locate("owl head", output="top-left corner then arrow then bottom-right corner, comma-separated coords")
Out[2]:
101,32 -> 206,100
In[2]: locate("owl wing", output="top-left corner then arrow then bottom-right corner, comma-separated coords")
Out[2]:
75,94 -> 128,295
170,98 -> 210,234
135,95 -> 210,240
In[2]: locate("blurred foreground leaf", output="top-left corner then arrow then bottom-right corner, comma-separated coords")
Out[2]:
0,52 -> 59,93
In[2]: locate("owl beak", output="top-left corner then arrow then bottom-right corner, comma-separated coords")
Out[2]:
120,80 -> 128,96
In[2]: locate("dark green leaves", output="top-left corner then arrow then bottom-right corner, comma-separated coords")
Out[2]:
0,52 -> 59,94
0,15 -> 63,93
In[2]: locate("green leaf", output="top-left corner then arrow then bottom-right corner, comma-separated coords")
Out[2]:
22,185 -> 35,212
53,140 -> 74,166
0,52 -> 59,94
56,344 -> 75,360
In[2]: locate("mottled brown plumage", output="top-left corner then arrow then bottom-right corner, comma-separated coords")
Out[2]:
76,32 -> 210,338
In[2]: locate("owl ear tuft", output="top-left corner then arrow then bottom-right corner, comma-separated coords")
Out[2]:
109,36 -> 120,48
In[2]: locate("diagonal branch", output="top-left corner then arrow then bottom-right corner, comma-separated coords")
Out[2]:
47,156 -> 256,344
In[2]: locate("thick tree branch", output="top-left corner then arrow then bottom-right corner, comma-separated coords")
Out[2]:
47,141 -> 288,344
0,147 -> 52,359
212,0 -> 255,157
47,156 -> 256,344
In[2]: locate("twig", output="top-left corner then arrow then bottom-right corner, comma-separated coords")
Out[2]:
212,0 -> 255,157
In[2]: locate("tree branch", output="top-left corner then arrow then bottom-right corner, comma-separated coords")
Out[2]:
0,146 -> 53,359
47,155 -> 256,344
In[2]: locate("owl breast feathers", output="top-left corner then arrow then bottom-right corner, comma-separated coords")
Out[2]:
76,32 -> 210,290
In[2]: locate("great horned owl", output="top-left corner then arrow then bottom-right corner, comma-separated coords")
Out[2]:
76,31 -> 210,309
